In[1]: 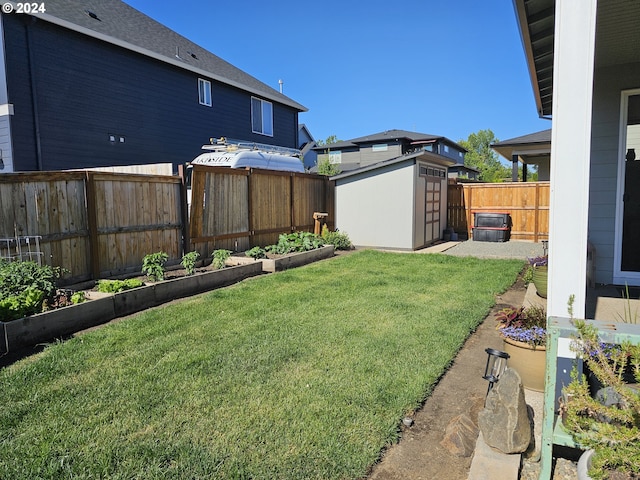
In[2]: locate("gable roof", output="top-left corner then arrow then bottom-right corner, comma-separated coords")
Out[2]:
27,0 -> 307,112
492,129 -> 551,147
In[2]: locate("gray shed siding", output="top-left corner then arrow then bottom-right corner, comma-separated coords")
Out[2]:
334,158 -> 448,250
3,14 -> 298,172
335,161 -> 416,250
589,61 -> 640,284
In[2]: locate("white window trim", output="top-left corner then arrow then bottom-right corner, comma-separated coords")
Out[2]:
198,78 -> 212,107
251,96 -> 273,137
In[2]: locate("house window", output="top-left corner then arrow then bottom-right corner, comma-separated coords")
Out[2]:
251,97 -> 273,136
372,144 -> 388,152
198,78 -> 212,106
444,145 -> 449,153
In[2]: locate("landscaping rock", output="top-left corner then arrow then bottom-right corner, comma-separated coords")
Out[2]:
440,413 -> 478,457
478,368 -> 531,454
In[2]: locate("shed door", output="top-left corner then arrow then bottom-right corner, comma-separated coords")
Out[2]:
420,165 -> 444,245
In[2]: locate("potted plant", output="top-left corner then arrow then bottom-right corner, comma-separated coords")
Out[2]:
495,305 -> 547,392
527,255 -> 548,298
560,319 -> 640,480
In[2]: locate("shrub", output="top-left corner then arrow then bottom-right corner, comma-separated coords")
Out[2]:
97,279 -> 144,293
181,251 -> 200,275
142,252 -> 168,281
245,246 -> 267,260
321,225 -> 352,250
212,249 -> 232,269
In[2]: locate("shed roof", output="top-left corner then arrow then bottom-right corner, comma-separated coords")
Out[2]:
28,0 -> 306,112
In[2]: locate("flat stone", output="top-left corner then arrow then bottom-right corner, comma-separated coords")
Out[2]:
467,431 -> 521,480
478,368 -> 531,454
440,414 -> 479,457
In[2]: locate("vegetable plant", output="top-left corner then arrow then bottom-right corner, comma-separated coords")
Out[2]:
245,246 -> 267,260
71,291 -> 86,304
181,251 -> 200,275
212,249 -> 232,269
97,279 -> 144,293
142,251 -> 168,281
321,225 -> 352,250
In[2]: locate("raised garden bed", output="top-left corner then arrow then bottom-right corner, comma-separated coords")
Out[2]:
1,262 -> 262,353
227,244 -> 335,273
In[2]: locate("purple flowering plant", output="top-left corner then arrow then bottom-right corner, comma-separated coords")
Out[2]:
527,255 -> 548,267
495,305 -> 547,348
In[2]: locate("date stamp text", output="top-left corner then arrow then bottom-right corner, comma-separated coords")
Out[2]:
2,3 -> 47,14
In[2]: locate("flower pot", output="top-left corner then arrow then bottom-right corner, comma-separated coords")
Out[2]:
577,449 -> 594,480
531,265 -> 548,298
502,337 -> 546,392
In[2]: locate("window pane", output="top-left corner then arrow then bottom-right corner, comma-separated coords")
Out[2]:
252,97 -> 262,133
262,101 -> 273,136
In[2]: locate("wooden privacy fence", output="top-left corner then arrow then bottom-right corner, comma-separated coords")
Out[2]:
447,182 -> 550,242
0,171 -> 184,283
189,165 -> 334,257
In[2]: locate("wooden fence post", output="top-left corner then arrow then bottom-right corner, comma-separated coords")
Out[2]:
85,172 -> 100,280
178,164 -> 190,254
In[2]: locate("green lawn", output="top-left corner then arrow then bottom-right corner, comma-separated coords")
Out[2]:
0,250 -> 523,479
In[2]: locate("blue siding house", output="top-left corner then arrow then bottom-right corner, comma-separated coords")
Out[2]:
0,0 -> 306,173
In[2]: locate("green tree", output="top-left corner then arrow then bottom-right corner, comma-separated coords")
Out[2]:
458,129 -> 511,182
315,135 -> 342,176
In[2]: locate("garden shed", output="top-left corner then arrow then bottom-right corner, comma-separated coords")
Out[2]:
332,151 -> 455,250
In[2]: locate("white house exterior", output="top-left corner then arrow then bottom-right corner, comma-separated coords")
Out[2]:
514,0 -> 640,318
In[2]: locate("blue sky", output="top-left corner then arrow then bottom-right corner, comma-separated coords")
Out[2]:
125,0 -> 550,147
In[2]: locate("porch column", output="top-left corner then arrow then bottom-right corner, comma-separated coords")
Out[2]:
512,154 -> 519,182
547,0 -> 597,319
523,164 -> 528,182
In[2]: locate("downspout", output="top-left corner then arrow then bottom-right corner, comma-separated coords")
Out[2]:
25,17 -> 43,170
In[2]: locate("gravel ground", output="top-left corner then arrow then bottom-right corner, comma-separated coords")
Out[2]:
442,240 -> 546,260
520,457 -> 578,480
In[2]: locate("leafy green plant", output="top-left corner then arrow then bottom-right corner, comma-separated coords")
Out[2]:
0,260 -> 60,300
97,279 -> 144,293
212,249 -> 232,269
266,232 -> 324,255
0,286 -> 45,321
70,291 -> 86,304
142,251 -> 168,281
181,251 -> 200,275
246,246 -> 267,260
321,225 -> 352,250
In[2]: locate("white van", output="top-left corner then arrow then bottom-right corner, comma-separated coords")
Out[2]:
189,138 -> 305,173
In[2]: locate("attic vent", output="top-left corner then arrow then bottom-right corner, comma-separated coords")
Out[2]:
187,51 -> 198,60
84,10 -> 101,21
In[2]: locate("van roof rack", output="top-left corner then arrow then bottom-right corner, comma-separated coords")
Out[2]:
201,137 -> 301,157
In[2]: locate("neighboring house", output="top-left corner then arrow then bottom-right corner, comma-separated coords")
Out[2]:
0,0 -> 306,173
491,129 -> 551,182
332,150 -> 456,250
514,0 -> 640,319
447,163 -> 481,181
298,124 -> 317,170
312,129 -> 466,174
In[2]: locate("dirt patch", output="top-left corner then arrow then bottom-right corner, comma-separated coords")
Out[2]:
367,276 -> 527,480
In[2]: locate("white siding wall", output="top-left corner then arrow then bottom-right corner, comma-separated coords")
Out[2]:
590,62 -> 640,284
335,162 -> 415,249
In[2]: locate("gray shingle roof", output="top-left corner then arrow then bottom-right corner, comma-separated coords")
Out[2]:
32,0 -> 306,111
492,129 -> 551,147
311,129 -> 465,152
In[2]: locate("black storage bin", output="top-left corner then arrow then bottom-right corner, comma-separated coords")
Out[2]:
472,227 -> 510,242
474,212 -> 511,228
